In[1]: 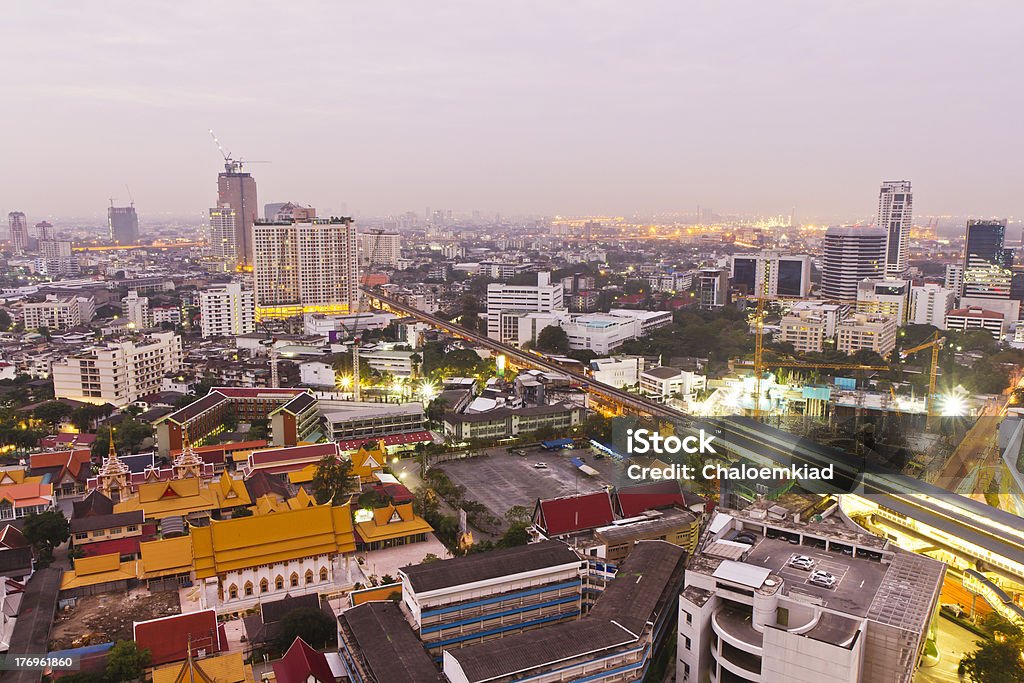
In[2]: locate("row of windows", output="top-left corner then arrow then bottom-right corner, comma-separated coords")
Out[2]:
226,567 -> 329,599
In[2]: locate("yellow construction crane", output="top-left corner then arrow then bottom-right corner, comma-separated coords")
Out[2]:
899,331 -> 945,417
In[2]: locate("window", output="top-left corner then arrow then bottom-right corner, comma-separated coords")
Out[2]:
319,567 -> 328,582
126,525 -> 138,533
290,573 -> 299,587
683,610 -> 692,625
109,527 -> 122,535
684,636 -> 691,651
260,579 -> 269,593
305,570 -> 314,585
244,581 -> 253,597
228,584 -> 238,600
74,532 -> 88,541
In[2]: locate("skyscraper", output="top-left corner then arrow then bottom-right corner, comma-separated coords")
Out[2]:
960,219 -> 1019,322
218,164 -> 258,268
877,180 -> 913,277
107,204 -> 139,244
8,212 -> 27,255
821,225 -> 886,300
253,217 -> 359,320
208,205 -> 238,271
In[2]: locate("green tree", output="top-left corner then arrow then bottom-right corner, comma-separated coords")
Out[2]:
23,509 -> 70,550
91,419 -> 154,457
33,401 -> 73,429
71,404 -> 112,432
105,640 -> 151,683
536,325 -> 570,354
505,505 -> 533,526
311,455 -> 355,505
275,607 -> 337,652
425,397 -> 449,427
959,628 -> 1024,683
0,309 -> 11,330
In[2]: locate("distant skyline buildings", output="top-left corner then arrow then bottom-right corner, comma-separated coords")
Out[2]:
7,212 -> 27,255
107,203 -> 139,244
820,225 -> 886,300
878,180 -> 913,278
217,164 -> 258,269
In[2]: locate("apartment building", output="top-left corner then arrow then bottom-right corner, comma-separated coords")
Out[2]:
199,283 -> 255,338
779,310 -> 829,353
855,279 -> 910,323
487,272 -> 565,341
640,366 -> 707,402
836,314 -> 897,357
22,295 -> 96,331
122,290 -> 151,328
52,332 -> 183,406
909,284 -> 955,329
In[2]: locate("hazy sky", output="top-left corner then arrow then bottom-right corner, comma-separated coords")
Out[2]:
2,2 -> 1022,222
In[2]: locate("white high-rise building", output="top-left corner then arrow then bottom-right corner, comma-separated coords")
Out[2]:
359,231 -> 402,267
52,331 -> 183,406
909,284 -> 955,329
199,282 -> 256,338
944,264 -> 964,296
486,272 -> 565,340
730,251 -> 812,298
821,226 -> 887,300
209,205 -> 238,271
37,240 -> 78,276
855,279 -> 910,323
878,180 -> 913,277
22,295 -> 96,331
8,212 -> 28,256
121,290 -> 151,329
253,217 -> 360,321
837,313 -> 897,357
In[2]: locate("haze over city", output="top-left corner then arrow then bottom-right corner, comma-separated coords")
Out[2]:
3,1 -> 1024,221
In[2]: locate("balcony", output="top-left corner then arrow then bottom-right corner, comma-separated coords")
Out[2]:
711,606 -> 763,654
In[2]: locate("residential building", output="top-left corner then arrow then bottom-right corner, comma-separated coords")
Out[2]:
697,268 -> 729,309
821,226 -> 886,300
443,540 -> 686,683
961,219 -> 1019,323
878,180 -> 913,277
487,272 -> 565,341
253,218 -> 359,320
108,204 -> 139,244
199,282 -> 255,338
731,251 -> 812,298
678,509 -> 944,683
400,540 -> 585,656
836,314 -> 897,357
359,231 -> 402,267
855,278 -> 910,323
52,332 -> 183,406
266,202 -> 317,222
37,240 -> 78,276
122,290 -> 151,328
217,163 -> 259,268
590,356 -> 643,389
944,264 -> 964,296
361,348 -> 415,377
945,307 -> 1006,340
22,295 -> 96,331
787,301 -> 848,338
640,366 -> 706,402
7,212 -> 27,255
567,289 -> 600,313
208,204 -> 238,271
779,310 -> 829,353
151,306 -> 182,327
909,284 -> 955,329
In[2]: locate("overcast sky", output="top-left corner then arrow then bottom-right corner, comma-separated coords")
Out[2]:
2,1 -> 1022,222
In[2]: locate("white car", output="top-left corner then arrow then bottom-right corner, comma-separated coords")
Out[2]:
809,570 -> 836,588
533,462 -> 549,469
789,555 -> 814,571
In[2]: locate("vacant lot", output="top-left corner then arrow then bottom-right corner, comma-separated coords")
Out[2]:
51,589 -> 180,650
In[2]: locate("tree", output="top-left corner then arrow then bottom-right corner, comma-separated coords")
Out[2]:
505,505 -> 532,526
71,404 -> 112,433
33,401 -> 73,429
536,325 -> 570,354
275,607 -> 337,652
23,509 -> 69,550
105,640 -> 151,683
311,455 -> 355,505
91,419 -> 154,457
425,397 -> 449,427
959,628 -> 1024,683
0,309 -> 11,330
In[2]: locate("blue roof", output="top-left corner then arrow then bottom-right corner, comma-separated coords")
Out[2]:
542,438 -> 573,449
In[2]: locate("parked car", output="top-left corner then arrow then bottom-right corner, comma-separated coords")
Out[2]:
533,462 -> 549,469
809,570 -> 836,588
789,555 -> 814,570
733,533 -> 756,545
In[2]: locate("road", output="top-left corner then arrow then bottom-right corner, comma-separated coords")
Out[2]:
915,617 -> 979,683
5,567 -> 61,683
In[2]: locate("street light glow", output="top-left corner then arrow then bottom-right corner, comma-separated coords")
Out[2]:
940,392 -> 967,417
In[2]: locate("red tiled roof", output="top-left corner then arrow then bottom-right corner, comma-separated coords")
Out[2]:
948,307 -> 1003,319
79,536 -> 141,558
29,449 -> 92,478
272,637 -> 334,683
39,433 -> 97,449
213,387 -> 305,397
337,431 -> 432,451
133,609 -> 225,666
0,524 -> 27,550
536,491 -> 615,535
615,480 -> 688,518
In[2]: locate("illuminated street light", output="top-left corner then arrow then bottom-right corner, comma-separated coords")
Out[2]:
338,375 -> 352,389
419,380 -> 438,402
939,391 -> 967,417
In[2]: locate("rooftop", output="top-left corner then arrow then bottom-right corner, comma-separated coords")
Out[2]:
339,602 -> 444,682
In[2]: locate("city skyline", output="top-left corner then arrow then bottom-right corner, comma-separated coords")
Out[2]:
2,2 -> 1024,220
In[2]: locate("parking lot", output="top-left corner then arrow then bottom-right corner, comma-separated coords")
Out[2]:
435,446 -> 619,522
741,536 -> 888,616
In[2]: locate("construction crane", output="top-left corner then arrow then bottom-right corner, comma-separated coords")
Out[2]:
208,129 -> 271,173
899,331 -> 945,418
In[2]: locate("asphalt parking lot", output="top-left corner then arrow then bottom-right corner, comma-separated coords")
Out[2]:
743,537 -> 887,616
436,446 -> 617,520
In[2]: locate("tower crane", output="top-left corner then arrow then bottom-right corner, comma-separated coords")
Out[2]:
899,331 -> 945,418
208,129 -> 272,173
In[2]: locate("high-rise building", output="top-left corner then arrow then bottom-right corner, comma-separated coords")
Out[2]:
359,231 -> 402,268
696,268 -> 729,309
264,202 -> 316,222
821,226 -> 886,300
837,313 -> 898,357
878,180 -> 913,277
199,282 -> 256,338
121,290 -> 151,329
961,219 -> 1018,323
52,332 -> 183,406
22,295 -> 96,331
855,278 -> 910,323
218,164 -> 258,268
944,263 -> 964,295
253,218 -> 359,321
486,272 -> 565,340
34,221 -> 53,241
730,251 -> 812,298
8,212 -> 28,255
107,204 -> 139,244
208,205 -> 238,271
37,240 -> 78,276
909,284 -> 955,329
